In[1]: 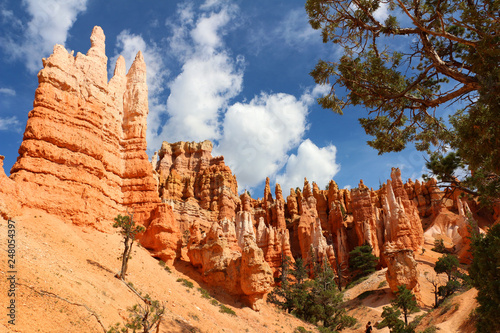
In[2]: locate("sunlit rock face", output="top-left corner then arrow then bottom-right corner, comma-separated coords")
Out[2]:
3,25 -> 498,307
8,26 -> 160,229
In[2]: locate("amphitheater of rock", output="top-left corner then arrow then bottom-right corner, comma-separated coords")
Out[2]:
1,26 -> 497,311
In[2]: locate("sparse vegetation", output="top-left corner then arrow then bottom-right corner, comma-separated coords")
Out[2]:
345,276 -> 369,290
177,278 -> 194,289
198,287 -> 211,299
107,294 -> 165,333
268,256 -> 356,331
432,239 -> 446,253
219,304 -> 236,316
422,326 -> 439,333
378,280 -> 388,289
294,327 -> 312,333
210,299 -> 219,306
113,212 -> 145,280
158,259 -> 172,273
378,285 -> 419,332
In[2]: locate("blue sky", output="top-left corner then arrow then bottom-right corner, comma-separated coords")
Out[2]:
0,0 -> 429,197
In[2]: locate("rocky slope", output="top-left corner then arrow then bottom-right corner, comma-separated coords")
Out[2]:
1,26 -> 498,322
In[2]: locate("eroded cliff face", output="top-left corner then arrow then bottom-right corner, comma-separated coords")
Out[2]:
7,26 -> 161,230
3,26 -> 497,308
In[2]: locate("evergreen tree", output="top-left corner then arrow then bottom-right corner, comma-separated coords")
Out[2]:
392,285 -> 419,326
434,254 -> 459,282
378,285 -> 418,332
305,0 -> 500,201
113,212 -> 145,280
348,242 -> 379,281
469,223 -> 500,333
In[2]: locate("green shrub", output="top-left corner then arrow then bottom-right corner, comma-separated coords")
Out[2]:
348,243 -> 379,280
378,280 -> 388,289
158,260 -> 171,273
198,288 -> 211,299
294,327 -> 312,333
210,299 -> 219,306
432,239 -> 446,253
219,304 -> 236,316
176,278 -> 194,288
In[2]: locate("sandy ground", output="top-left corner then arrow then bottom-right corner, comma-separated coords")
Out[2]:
0,210 -> 478,333
0,209 -> 317,333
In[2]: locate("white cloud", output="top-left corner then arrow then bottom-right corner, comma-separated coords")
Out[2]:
373,2 -> 389,21
275,8 -> 318,46
3,0 -> 87,73
0,116 -> 20,131
276,139 -> 340,193
0,88 -> 16,96
217,92 -> 311,190
151,1 -> 243,147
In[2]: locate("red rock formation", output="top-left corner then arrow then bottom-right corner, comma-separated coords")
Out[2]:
384,244 -> 420,297
0,156 -> 23,220
139,203 -> 180,264
382,168 -> 424,252
273,183 -> 287,230
351,184 -> 383,258
240,235 -> 274,311
154,140 -> 240,229
8,26 -> 160,229
255,218 -> 294,277
187,219 -> 272,310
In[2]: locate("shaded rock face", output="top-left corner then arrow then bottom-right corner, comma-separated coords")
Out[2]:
384,244 -> 420,297
187,219 -> 273,310
8,26 -> 160,229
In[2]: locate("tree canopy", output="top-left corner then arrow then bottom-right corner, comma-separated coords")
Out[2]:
306,0 -> 499,200
469,223 -> 500,333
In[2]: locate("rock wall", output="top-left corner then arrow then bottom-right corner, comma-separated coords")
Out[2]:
7,26 -> 160,229
3,26 -> 496,304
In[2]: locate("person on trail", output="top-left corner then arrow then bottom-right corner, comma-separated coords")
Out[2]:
365,321 -> 373,333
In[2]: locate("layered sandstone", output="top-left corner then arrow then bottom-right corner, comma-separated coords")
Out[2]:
187,219 -> 273,310
8,26 -> 160,229
153,141 -> 240,241
384,244 -> 420,297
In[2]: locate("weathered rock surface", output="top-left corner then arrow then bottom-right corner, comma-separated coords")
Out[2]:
384,243 -> 420,296
187,219 -> 273,310
3,26 -> 498,306
0,156 -> 23,220
8,26 -> 160,229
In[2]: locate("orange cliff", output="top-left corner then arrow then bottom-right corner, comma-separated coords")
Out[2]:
2,26 -> 499,310
3,26 -> 164,231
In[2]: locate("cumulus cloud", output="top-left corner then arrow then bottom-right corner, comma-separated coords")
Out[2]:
151,1 -> 243,147
276,139 -> 340,193
217,92 -> 310,190
373,2 -> 389,21
0,116 -> 21,131
2,0 -> 87,73
0,88 -> 16,96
